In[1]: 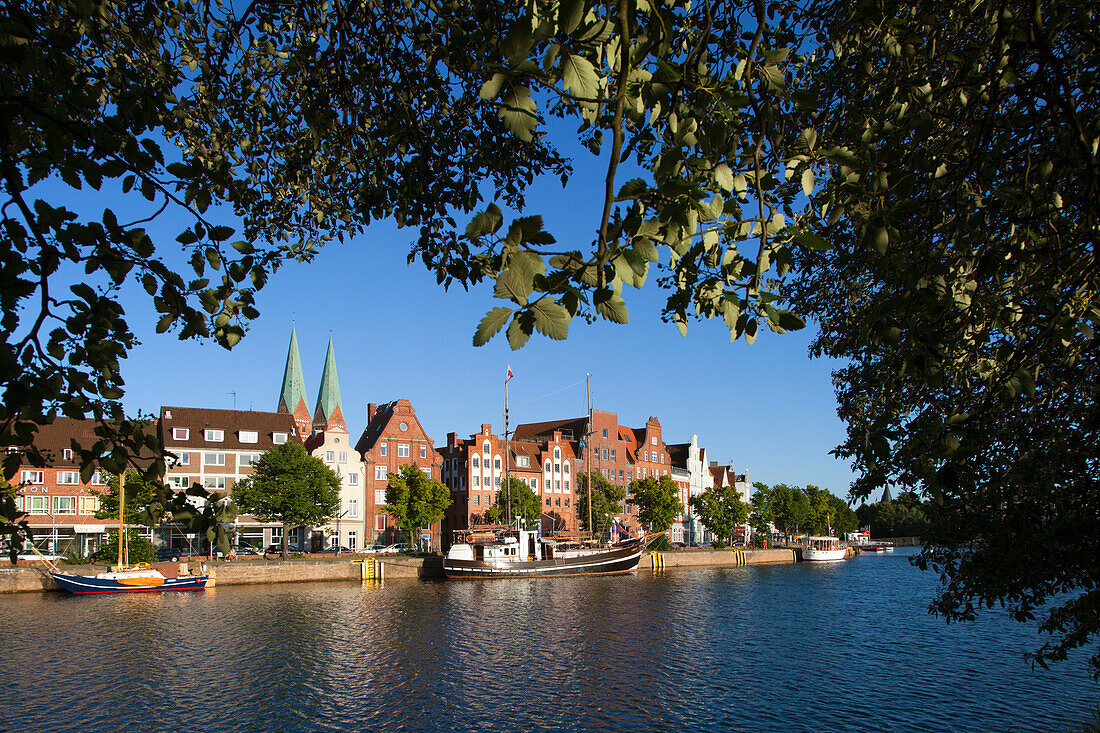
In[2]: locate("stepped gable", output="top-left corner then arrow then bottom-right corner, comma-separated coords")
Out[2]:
277,327 -> 312,437
313,336 -> 345,432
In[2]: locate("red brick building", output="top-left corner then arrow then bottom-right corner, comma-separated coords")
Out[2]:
8,418 -> 125,556
354,399 -> 442,550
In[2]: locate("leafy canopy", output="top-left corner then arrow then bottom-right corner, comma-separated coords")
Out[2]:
627,475 -> 684,532
487,477 -> 542,526
382,464 -> 452,547
233,442 -> 340,553
575,470 -> 626,535
688,483 -> 748,546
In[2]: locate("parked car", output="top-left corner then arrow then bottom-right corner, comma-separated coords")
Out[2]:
365,543 -> 405,554
210,546 -> 262,559
156,547 -> 182,562
16,548 -> 63,562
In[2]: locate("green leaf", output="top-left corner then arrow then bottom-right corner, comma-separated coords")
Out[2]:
801,169 -> 815,197
494,270 -> 532,304
497,86 -> 538,142
474,307 -> 513,347
595,291 -> 629,323
617,178 -> 648,200
561,54 -> 599,99
479,73 -> 506,100
530,299 -> 570,340
506,315 -> 531,349
465,204 -> 504,239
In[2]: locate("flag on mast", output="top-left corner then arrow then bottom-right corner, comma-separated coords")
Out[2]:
506,365 -> 514,383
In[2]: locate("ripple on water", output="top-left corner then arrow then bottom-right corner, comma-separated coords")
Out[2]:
0,553 -> 1094,733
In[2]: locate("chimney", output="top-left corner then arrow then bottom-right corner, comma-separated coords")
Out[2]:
481,424 -> 492,435
448,432 -> 456,448
368,403 -> 377,422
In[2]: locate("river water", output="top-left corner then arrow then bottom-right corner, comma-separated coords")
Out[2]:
0,550 -> 1095,732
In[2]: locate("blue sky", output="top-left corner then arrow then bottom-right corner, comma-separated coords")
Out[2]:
102,133 -> 859,500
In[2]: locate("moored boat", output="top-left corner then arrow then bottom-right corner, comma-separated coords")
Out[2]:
444,525 -> 653,579
49,562 -> 209,594
801,535 -> 847,561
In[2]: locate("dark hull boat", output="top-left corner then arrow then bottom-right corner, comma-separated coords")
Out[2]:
444,536 -> 645,579
50,566 -> 209,594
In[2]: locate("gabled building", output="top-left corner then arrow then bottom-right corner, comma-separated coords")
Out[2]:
303,337 -> 366,552
668,435 -> 710,545
710,461 -> 752,542
355,399 -> 441,550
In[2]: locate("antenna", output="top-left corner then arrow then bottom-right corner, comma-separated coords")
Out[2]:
227,391 -> 237,410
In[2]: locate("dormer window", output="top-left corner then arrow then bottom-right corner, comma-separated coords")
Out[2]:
272,432 -> 288,445
205,429 -> 224,442
62,448 -> 73,462
172,428 -> 189,441
239,430 -> 258,444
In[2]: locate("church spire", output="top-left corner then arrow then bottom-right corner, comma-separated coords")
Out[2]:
278,327 -> 312,437
313,336 -> 346,432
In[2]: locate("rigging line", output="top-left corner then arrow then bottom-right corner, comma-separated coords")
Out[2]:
514,378 -> 588,408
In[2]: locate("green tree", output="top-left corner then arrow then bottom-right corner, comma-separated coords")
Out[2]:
749,483 -> 774,544
233,443 -> 340,559
169,485 -> 239,559
824,494 -> 859,538
382,464 -> 452,552
487,477 -> 541,526
93,529 -> 155,565
768,484 -> 812,542
575,471 -> 626,536
627,475 -> 684,533
688,484 -> 749,548
93,470 -> 172,528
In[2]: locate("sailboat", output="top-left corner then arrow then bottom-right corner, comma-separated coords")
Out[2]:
43,472 -> 210,594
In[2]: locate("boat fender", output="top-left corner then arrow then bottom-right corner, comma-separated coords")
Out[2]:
201,563 -> 208,575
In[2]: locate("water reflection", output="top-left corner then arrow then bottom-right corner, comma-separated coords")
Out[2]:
0,554 -> 1094,733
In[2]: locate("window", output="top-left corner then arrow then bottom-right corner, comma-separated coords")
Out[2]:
20,470 -> 43,484
515,455 -> 529,467
554,463 -> 560,474
644,451 -> 649,461
472,456 -> 479,468
602,428 -> 608,438
483,442 -> 490,455
375,465 -> 387,480
627,470 -> 632,481
240,453 -> 261,467
545,460 -> 551,473
531,478 -> 538,490
397,444 -> 410,458
565,498 -> 570,507
326,451 -> 335,462
80,496 -> 99,514
375,490 -> 386,504
272,432 -> 288,445
338,451 -> 347,463
554,447 -> 561,459
348,531 -> 357,551
602,448 -> 609,461
420,445 -> 427,459
619,470 -> 624,481
205,429 -> 224,442
348,499 -> 358,518
28,496 -> 48,514
473,495 -> 480,506
545,497 -> 551,507
564,462 -> 570,475
380,442 -> 388,457
172,427 -> 190,441
610,449 -> 616,461
376,515 -> 387,531
176,452 -> 191,466
652,436 -> 657,445
57,471 -> 79,485
62,448 -> 73,461
421,466 -> 431,478
494,476 -> 501,487
565,480 -> 570,491
555,480 -> 561,491
204,453 -> 226,466
348,473 -> 358,485
555,497 -> 561,507
203,476 -> 226,490
494,457 -> 501,470
53,496 -> 77,514
239,430 -> 258,443
167,476 -> 188,491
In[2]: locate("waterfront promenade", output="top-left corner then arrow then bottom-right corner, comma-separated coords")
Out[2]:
0,547 -> 818,593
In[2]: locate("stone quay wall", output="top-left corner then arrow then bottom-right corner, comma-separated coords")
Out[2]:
0,548 -> 813,593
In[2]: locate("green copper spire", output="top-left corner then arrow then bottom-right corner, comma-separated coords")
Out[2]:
314,336 -> 345,430
278,327 -> 309,419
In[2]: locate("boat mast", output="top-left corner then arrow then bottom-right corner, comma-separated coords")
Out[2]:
117,470 -> 125,569
586,373 -> 593,540
504,365 -> 512,526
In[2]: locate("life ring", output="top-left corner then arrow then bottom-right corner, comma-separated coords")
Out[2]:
464,533 -> 473,544
135,562 -> 150,569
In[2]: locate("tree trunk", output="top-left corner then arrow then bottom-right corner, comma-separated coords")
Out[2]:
282,521 -> 289,560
